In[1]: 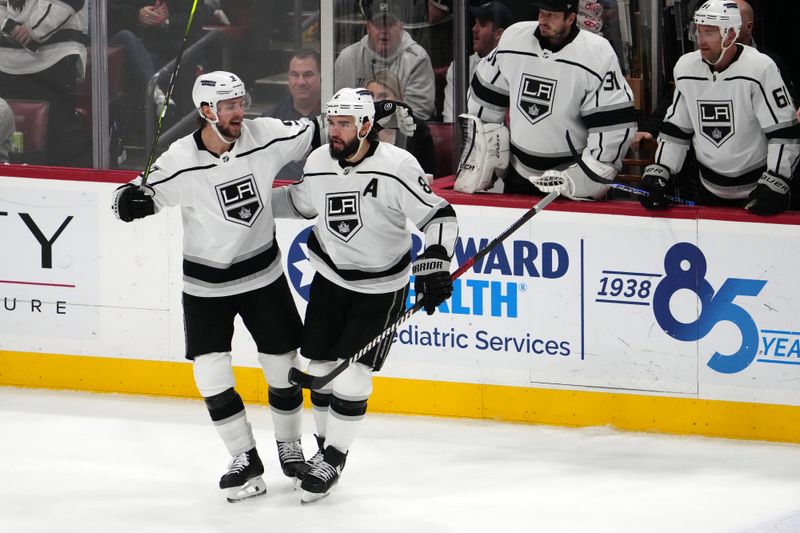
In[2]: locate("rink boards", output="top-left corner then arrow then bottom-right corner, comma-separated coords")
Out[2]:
1,169 -> 799,443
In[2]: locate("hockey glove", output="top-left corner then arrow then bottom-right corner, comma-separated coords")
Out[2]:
374,100 -> 416,137
746,172 -> 790,215
113,184 -> 155,222
638,164 -> 671,209
412,244 -> 452,315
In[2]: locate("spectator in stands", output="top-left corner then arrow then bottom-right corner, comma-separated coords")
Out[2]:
366,69 -> 435,176
0,0 -> 90,166
335,0 -> 436,120
0,96 -> 13,163
442,1 -> 512,122
108,0 -> 214,116
261,49 -> 322,181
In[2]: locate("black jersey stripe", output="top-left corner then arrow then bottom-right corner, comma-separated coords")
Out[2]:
510,144 -> 573,170
354,171 -> 436,208
494,50 -> 540,60
183,240 -> 279,284
676,76 -> 708,82
237,124 -> 312,157
471,76 -> 510,109
660,121 -> 694,141
612,127 -> 632,165
665,91 -> 683,121
307,232 -> 411,282
419,204 -> 457,232
698,162 -> 764,188
148,163 -> 218,187
554,59 -> 602,82
582,105 -> 638,130
723,76 -> 779,124
765,123 -> 800,140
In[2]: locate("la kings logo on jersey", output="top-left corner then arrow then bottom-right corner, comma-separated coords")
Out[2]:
518,74 -> 557,125
698,100 -> 735,147
326,192 -> 362,242
215,174 -> 263,226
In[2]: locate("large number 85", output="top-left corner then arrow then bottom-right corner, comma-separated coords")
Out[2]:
652,243 -> 767,374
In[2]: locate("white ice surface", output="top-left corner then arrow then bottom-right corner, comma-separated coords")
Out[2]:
1,386 -> 799,533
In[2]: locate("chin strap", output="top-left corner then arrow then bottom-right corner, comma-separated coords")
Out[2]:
202,110 -> 235,145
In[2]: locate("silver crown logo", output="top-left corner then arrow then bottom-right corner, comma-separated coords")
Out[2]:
529,104 -> 540,116
238,207 -> 252,220
712,128 -> 723,140
338,221 -> 350,234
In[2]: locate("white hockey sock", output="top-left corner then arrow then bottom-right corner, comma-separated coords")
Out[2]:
325,362 -> 372,453
308,360 -> 338,438
258,351 -> 303,442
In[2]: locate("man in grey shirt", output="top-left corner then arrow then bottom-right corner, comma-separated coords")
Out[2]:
335,0 -> 435,120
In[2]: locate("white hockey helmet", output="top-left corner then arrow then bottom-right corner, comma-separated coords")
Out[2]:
693,1 -> 741,43
192,71 -> 247,120
325,88 -> 375,135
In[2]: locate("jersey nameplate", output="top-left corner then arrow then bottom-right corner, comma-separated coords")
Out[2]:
215,174 -> 264,227
325,191 -> 362,242
697,100 -> 735,147
517,74 -> 557,125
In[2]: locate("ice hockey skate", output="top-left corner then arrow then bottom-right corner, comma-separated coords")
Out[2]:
300,445 -> 347,504
276,440 -> 309,483
219,448 -> 266,503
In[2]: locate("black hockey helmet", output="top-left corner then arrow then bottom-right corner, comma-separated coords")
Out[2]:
531,0 -> 578,14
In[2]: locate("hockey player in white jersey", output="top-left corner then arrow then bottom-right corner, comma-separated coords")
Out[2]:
639,0 -> 799,214
458,0 -> 637,199
272,88 -> 459,503
111,71 -> 326,503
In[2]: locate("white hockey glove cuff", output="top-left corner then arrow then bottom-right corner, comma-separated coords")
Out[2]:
454,114 -> 509,194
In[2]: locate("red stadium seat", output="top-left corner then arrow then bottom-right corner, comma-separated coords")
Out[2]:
7,99 -> 49,163
428,122 -> 454,178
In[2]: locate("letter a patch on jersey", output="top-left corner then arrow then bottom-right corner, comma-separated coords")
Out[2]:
215,174 -> 263,226
325,192 -> 362,242
698,100 -> 735,147
518,74 -> 557,126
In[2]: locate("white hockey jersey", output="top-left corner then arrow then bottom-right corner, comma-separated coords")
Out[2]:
467,22 -> 637,177
656,44 -> 800,199
119,117 -> 317,298
272,141 -> 459,294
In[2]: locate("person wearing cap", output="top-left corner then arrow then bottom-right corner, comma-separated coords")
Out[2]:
458,0 -> 637,200
443,1 -> 513,122
334,0 -> 436,120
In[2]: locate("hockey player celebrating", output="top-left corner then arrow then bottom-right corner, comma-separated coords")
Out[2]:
271,88 -> 459,503
456,0 -> 637,199
111,71 -> 325,503
639,0 -> 799,214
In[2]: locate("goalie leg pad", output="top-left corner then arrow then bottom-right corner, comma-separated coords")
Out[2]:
454,114 -> 509,193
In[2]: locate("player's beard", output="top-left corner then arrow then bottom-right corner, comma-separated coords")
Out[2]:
217,121 -> 242,141
329,135 -> 361,160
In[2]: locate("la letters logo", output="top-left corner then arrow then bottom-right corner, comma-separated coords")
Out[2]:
215,174 -> 263,226
325,192 -> 362,241
697,100 -> 735,147
518,74 -> 557,125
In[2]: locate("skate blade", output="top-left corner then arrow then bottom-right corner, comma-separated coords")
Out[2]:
226,476 -> 267,503
300,489 -> 330,504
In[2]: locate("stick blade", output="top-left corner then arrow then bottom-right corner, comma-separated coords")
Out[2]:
288,367 -> 315,389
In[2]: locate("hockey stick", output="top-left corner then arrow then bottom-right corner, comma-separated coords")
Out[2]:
140,0 -> 201,188
565,131 -> 695,206
288,190 -> 561,390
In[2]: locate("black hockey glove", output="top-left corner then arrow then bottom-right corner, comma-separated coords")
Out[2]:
113,184 -> 155,222
746,171 -> 790,216
638,164 -> 671,209
373,100 -> 416,137
412,244 -> 452,315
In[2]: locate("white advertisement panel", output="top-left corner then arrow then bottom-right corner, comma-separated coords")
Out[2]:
2,176 -> 798,407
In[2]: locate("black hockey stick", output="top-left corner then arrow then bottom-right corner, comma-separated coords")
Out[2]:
565,131 -> 695,206
140,0 -> 201,188
288,190 -> 561,390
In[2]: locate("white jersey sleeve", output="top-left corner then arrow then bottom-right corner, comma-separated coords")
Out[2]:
654,89 -> 694,175
754,61 -> 800,180
467,49 -> 510,125
389,153 -> 459,257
